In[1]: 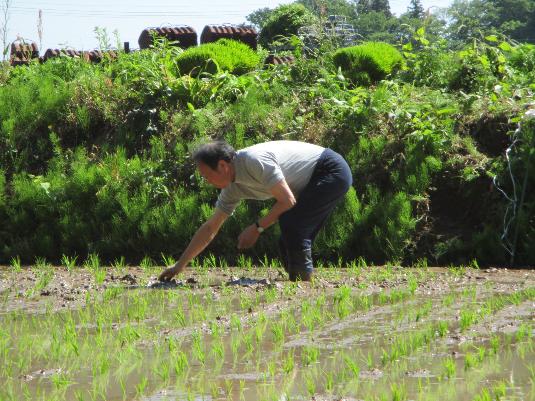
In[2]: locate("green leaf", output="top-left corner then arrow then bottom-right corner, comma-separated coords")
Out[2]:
485,35 -> 498,42
187,102 -> 195,112
402,42 -> 413,51
436,108 -> 457,116
498,42 -> 512,52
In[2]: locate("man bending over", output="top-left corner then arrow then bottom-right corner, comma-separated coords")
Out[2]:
159,140 -> 352,282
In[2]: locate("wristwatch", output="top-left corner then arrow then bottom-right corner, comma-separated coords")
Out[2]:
255,221 -> 265,233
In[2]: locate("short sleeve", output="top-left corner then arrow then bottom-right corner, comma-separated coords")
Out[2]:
215,187 -> 241,216
245,152 -> 285,189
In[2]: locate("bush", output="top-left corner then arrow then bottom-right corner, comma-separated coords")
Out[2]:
258,3 -> 316,47
333,42 -> 403,85
176,39 -> 260,76
508,43 -> 535,73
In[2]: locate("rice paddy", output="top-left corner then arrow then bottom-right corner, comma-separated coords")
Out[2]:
0,262 -> 533,401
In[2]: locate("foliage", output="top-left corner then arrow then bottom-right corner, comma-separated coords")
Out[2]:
0,24 -> 533,266
258,3 -> 316,47
332,42 -> 403,85
176,39 -> 260,76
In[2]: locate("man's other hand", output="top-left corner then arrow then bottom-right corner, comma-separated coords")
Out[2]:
237,224 -> 260,249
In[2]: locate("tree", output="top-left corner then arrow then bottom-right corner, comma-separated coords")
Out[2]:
489,0 -> 535,43
406,0 -> 425,19
353,10 -> 399,42
370,0 -> 391,17
445,0 -> 496,45
355,0 -> 371,15
246,7 -> 273,30
298,0 -> 358,19
258,3 -> 316,47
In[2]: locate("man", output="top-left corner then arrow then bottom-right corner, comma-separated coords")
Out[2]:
159,140 -> 352,282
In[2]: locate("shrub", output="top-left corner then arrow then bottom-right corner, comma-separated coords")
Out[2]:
258,4 -> 316,47
332,42 -> 403,85
176,39 -> 260,76
508,43 -> 535,73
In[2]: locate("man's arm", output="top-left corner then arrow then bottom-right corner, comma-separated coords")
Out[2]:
237,179 -> 295,249
159,208 -> 229,281
259,178 -> 296,228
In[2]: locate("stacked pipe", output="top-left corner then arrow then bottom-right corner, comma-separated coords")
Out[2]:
138,26 -> 197,50
264,54 -> 295,66
200,24 -> 257,50
9,41 -> 39,66
40,48 -> 82,62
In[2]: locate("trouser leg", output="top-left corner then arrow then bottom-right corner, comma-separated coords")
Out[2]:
279,149 -> 352,281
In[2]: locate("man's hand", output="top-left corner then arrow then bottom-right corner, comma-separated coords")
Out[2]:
158,263 -> 184,282
237,224 -> 260,249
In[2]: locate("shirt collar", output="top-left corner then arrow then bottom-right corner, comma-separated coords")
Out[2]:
231,156 -> 246,184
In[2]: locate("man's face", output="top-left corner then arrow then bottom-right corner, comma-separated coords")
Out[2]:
197,160 -> 232,189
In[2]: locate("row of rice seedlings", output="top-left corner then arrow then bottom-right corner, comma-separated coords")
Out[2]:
0,266 -> 474,400
471,381 -> 508,401
386,289 -> 535,371
458,287 -> 535,332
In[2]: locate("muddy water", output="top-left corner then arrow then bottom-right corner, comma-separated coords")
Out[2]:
1,266 -> 534,401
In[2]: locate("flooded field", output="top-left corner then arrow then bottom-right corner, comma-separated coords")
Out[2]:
0,262 -> 534,401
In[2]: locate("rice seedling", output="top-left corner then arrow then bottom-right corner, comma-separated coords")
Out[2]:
442,356 -> 456,379
343,355 -> 360,379
493,381 -> 507,400
237,254 -> 253,270
442,292 -> 455,307
173,350 -> 189,375
459,309 -> 477,331
211,339 -> 225,360
9,256 -> 22,272
472,388 -> 492,401
161,253 -> 176,267
155,360 -> 171,385
464,351 -> 478,370
302,346 -> 319,366
135,377 -> 148,399
61,254 -> 78,271
413,257 -> 428,269
515,322 -> 531,342
230,314 -> 242,332
391,383 -> 407,401
27,264 -> 54,296
489,335 -> 500,354
282,350 -> 294,373
139,256 -> 153,270
333,285 -> 353,318
305,371 -> 316,396
271,321 -> 285,344
408,275 -> 418,295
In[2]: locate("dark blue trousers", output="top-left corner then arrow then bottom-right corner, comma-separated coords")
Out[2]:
278,148 -> 353,275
